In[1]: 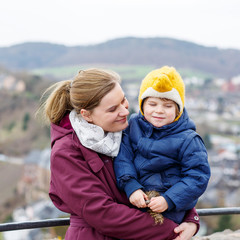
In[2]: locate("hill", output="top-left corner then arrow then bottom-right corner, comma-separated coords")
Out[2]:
1,37 -> 240,78
0,71 -> 51,156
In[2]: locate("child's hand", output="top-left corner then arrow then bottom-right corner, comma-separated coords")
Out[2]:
129,189 -> 148,208
148,196 -> 168,213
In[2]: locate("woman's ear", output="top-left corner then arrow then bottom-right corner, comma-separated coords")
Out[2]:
80,109 -> 93,122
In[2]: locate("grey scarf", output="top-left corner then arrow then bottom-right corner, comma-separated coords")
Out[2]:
69,110 -> 122,157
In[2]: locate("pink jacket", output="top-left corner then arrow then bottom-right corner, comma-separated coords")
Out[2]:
49,114 -> 200,240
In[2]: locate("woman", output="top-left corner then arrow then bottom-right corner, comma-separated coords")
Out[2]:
39,68 -> 200,240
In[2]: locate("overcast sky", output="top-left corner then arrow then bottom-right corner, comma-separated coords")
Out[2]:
1,0 -> 240,50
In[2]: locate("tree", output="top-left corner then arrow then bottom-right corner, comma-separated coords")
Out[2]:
22,112 -> 30,131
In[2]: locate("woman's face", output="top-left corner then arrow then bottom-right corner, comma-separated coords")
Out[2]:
82,83 -> 129,132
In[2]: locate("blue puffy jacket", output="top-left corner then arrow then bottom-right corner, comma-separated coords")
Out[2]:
114,109 -> 211,223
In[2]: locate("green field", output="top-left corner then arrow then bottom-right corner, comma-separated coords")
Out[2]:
32,64 -> 154,81
31,64 -> 211,82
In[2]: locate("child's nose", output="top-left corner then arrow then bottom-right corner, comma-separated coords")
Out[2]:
156,105 -> 164,113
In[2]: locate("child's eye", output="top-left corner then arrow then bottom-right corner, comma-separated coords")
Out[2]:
148,102 -> 156,106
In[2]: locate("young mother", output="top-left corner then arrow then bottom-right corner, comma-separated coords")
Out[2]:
39,68 -> 200,240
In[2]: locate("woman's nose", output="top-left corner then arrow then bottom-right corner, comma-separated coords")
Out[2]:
124,98 -> 129,109
120,103 -> 129,116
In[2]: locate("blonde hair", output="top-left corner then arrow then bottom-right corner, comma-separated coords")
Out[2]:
38,68 -> 121,125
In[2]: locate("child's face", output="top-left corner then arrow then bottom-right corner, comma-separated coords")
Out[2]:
142,97 -> 177,128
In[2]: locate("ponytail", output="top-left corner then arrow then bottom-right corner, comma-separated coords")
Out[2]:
37,80 -> 73,125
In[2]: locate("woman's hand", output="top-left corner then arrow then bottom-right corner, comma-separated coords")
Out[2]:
129,189 -> 148,208
173,222 -> 197,240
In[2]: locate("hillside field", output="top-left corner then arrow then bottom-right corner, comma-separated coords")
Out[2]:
31,64 -> 211,82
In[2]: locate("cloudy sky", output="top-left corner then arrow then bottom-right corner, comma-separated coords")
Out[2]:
1,0 -> 240,50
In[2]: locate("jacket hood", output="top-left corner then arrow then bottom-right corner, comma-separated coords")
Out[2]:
51,113 -> 73,148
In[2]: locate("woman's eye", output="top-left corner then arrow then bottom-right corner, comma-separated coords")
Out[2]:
109,108 -> 116,112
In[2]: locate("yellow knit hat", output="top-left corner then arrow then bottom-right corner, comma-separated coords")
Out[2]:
138,66 -> 185,121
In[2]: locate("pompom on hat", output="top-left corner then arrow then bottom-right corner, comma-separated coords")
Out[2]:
138,66 -> 185,121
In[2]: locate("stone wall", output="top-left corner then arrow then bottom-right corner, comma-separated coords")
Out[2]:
193,229 -> 240,240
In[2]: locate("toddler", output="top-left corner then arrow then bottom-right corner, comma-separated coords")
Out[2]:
114,66 -> 211,224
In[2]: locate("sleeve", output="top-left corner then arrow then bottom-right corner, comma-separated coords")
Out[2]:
50,148 -> 180,240
114,128 -> 144,198
183,208 -> 200,235
162,133 -> 211,211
